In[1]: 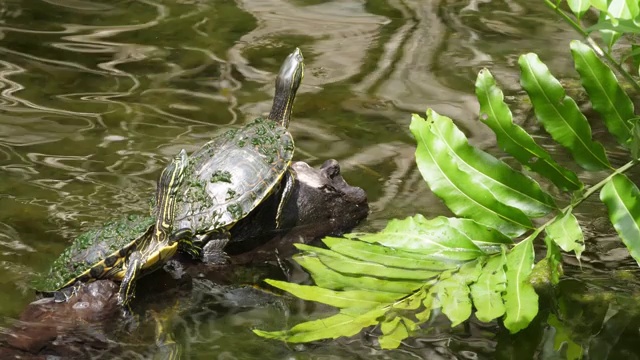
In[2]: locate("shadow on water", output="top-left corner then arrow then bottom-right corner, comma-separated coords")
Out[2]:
0,0 -> 638,358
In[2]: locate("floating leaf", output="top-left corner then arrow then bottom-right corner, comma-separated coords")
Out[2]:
519,53 -> 611,171
600,174 -> 640,265
545,211 -> 585,261
433,276 -> 473,327
504,237 -> 539,333
379,316 -> 410,349
321,237 -> 460,270
417,110 -> 556,218
347,215 -> 486,261
415,292 -> 434,323
475,68 -> 582,191
470,253 -> 507,322
265,280 -> 402,309
254,307 -> 386,343
296,244 -> 441,280
295,255 -> 424,293
570,40 -> 634,147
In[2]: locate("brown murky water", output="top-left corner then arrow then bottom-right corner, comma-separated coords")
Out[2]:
1,0 -> 638,358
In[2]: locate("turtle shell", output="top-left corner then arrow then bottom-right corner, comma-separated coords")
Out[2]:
33,214 -> 154,292
173,117 -> 294,236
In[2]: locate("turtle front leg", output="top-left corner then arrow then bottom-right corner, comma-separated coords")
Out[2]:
118,251 -> 144,306
200,229 -> 231,265
275,169 -> 295,229
172,228 -> 201,259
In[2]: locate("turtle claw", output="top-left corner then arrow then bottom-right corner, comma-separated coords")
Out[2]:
200,232 -> 230,265
201,248 -> 230,265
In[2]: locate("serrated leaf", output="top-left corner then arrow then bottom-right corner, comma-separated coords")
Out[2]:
433,275 -> 473,327
321,237 -> 460,271
470,254 -> 507,322
346,215 -> 487,261
296,244 -> 441,280
545,211 -> 585,260
266,280 -> 403,309
568,0 -> 591,18
504,237 -> 539,333
295,255 -> 424,293
417,110 -> 556,218
600,174 -> 640,265
519,53 -> 611,171
476,68 -> 582,191
570,41 -> 634,147
379,316 -> 409,349
254,307 -> 386,343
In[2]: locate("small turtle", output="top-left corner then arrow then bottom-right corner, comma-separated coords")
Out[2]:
34,149 -> 195,305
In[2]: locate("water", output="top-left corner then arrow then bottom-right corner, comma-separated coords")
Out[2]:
1,0 -> 638,358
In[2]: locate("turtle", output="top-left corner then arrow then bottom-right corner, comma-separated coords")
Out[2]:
34,149 -> 194,306
170,47 -> 305,264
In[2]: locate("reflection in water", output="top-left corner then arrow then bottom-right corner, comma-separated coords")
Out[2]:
0,0 -> 632,358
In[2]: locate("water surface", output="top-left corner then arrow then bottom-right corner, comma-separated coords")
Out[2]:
0,0 -> 637,358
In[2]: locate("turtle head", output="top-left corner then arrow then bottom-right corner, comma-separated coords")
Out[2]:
159,149 -> 188,198
268,47 -> 304,128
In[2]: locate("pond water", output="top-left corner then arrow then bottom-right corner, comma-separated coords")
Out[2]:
1,0 -> 639,358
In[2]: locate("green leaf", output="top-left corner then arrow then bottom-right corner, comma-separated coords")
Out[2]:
433,275 -> 473,327
295,255 -> 424,293
265,279 -> 403,309
296,244 -> 442,280
321,237 -> 460,270
418,110 -> 556,217
631,118 -> 640,159
543,233 -> 565,285
519,53 -> 611,171
503,237 -> 539,333
587,19 -> 640,33
379,316 -> 410,349
411,113 -> 533,236
475,68 -> 582,191
568,0 -> 591,18
254,307 -> 386,343
608,0 -> 636,19
346,215 -> 488,261
392,288 -> 428,310
545,211 -> 585,260
600,174 -> 640,265
470,254 -> 507,322
415,293 -> 434,322
570,41 -> 634,147
590,0 -> 609,11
